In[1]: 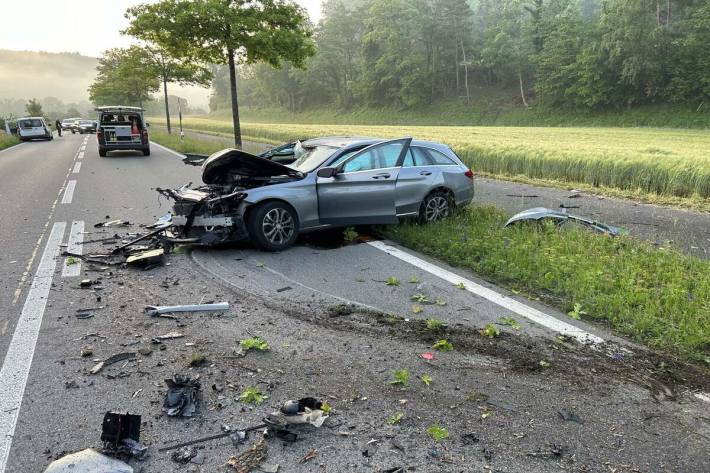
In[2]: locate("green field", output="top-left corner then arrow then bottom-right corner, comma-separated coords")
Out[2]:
0,131 -> 19,151
149,116 -> 710,210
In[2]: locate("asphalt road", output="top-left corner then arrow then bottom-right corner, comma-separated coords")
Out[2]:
0,134 -> 708,472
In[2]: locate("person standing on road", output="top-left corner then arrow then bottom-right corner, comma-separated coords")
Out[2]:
55,119 -> 62,137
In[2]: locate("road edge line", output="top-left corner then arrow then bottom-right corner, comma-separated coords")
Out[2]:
0,222 -> 66,472
367,240 -> 604,344
152,141 -> 185,159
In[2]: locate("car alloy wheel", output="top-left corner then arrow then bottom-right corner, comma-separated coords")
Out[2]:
424,194 -> 450,222
262,207 -> 295,246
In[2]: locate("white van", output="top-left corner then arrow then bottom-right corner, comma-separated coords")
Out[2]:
16,117 -> 53,141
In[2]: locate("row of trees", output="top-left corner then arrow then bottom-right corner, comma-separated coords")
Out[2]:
0,97 -> 92,121
89,0 -> 315,146
210,0 -> 710,112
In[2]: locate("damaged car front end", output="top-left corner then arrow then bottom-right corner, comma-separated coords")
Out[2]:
157,149 -> 305,247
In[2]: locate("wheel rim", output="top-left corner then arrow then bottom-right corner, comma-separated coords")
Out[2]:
425,195 -> 449,222
262,208 -> 295,245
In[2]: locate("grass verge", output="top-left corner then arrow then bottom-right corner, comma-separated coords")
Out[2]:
382,205 -> 710,363
0,131 -> 20,151
150,129 -> 267,156
147,117 -> 710,208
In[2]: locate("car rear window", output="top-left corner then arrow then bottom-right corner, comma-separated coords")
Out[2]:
19,119 -> 43,128
426,148 -> 457,165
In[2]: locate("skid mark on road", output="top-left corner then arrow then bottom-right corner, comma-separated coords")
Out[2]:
368,241 -> 604,344
0,222 -> 66,472
61,221 -> 84,277
61,180 -> 76,204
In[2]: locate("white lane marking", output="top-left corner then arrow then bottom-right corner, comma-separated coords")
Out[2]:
61,180 -> 76,204
695,392 -> 710,404
72,162 -> 81,173
80,145 -> 86,151
152,141 -> 185,158
77,151 -> 85,160
0,222 -> 66,472
61,221 -> 84,277
368,241 -> 604,344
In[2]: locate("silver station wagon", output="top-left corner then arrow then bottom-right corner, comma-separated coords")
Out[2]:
158,136 -> 475,251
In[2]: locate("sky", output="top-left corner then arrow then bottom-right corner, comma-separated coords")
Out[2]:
0,0 -> 323,57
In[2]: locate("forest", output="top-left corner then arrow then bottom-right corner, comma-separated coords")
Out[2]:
209,0 -> 710,114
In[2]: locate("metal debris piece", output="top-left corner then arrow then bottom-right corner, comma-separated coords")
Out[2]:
94,219 -> 131,228
90,352 -> 137,375
144,302 -> 229,317
158,424 -> 266,452
80,279 -> 93,288
43,449 -> 133,473
300,448 -> 318,463
264,398 -> 329,429
226,438 -> 268,472
155,331 -> 185,340
164,374 -> 201,417
171,446 -> 197,464
126,248 -> 165,267
147,213 -> 173,230
504,207 -> 625,236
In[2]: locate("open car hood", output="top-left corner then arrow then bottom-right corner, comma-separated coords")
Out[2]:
202,148 -> 301,184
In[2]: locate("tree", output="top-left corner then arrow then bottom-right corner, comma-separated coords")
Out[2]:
88,47 -> 160,108
125,0 -> 316,147
142,46 -> 212,134
25,98 -> 43,116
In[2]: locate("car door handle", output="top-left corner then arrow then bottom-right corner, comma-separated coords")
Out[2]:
419,171 -> 432,176
372,173 -> 391,179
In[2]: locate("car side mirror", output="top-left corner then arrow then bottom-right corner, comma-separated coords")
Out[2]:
317,167 -> 338,178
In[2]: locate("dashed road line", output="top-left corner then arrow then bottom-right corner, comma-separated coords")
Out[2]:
61,180 -> 76,204
77,151 -> 85,160
72,162 -> 81,173
61,221 -> 84,277
0,222 -> 66,472
368,241 -> 604,344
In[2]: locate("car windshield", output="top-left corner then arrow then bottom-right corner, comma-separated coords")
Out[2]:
19,119 -> 42,128
286,144 -> 338,173
80,120 -> 93,125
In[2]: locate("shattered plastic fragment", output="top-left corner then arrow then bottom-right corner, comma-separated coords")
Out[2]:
126,248 -> 165,267
164,374 -> 201,417
420,352 -> 435,360
504,207 -> 625,236
90,352 -> 136,375
144,302 -> 229,317
43,449 -> 133,473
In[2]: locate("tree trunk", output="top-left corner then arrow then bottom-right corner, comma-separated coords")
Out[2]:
666,0 -> 671,27
455,39 -> 459,94
656,1 -> 661,28
227,49 -> 242,148
163,76 -> 172,134
461,39 -> 470,103
518,71 -> 529,108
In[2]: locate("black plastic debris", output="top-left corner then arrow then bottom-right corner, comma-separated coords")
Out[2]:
101,412 -> 147,460
558,409 -> 584,424
461,433 -> 480,445
164,374 -> 201,417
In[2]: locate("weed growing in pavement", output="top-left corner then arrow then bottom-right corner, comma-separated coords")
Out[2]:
412,304 -> 424,314
427,424 -> 450,441
480,324 -> 500,338
343,227 -> 358,243
539,360 -> 551,369
567,303 -> 587,320
455,282 -> 466,290
387,412 -> 405,425
384,204 -> 710,362
240,386 -> 267,405
420,374 -> 433,386
239,336 -> 270,352
435,298 -> 447,306
66,256 -> 79,265
189,352 -> 206,366
411,293 -> 429,303
500,317 -> 522,330
432,339 -> 454,351
390,369 -> 410,386
426,318 -> 444,331
386,276 -> 401,286
321,400 -> 332,415
408,275 -> 421,283
465,390 -> 489,402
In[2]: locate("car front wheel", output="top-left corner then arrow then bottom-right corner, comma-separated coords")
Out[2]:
418,191 -> 452,224
248,201 -> 299,252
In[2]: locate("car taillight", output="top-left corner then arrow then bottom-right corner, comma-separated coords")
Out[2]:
465,169 -> 474,180
142,130 -> 149,140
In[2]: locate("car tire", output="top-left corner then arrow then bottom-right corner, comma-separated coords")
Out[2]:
418,190 -> 453,224
142,148 -> 151,156
99,149 -> 107,157
247,201 -> 299,252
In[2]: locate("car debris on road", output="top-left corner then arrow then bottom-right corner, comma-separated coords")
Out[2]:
164,374 -> 201,417
44,449 -> 133,473
144,302 -> 229,317
504,207 -> 626,236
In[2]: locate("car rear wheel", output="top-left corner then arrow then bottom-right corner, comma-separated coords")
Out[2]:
99,149 -> 107,157
418,191 -> 452,224
142,147 -> 151,156
248,201 -> 299,252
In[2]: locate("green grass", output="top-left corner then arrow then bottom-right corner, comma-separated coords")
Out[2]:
383,205 -> 710,362
147,116 -> 710,207
214,101 -> 710,129
0,131 -> 20,151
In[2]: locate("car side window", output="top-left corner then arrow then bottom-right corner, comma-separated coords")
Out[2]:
402,149 -> 415,167
378,143 -> 404,168
427,148 -> 457,165
411,147 -> 432,166
330,148 -> 362,167
342,150 -> 377,172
